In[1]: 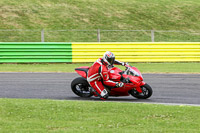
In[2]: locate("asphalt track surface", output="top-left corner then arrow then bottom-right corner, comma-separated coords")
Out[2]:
0,73 -> 200,106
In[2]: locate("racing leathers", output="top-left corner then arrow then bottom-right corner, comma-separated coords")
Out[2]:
87,58 -> 125,99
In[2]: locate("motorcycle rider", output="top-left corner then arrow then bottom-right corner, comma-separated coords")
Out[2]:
87,51 -> 127,100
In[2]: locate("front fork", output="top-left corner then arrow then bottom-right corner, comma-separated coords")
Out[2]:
134,81 -> 146,93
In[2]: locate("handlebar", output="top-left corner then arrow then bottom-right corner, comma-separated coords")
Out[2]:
125,64 -> 130,68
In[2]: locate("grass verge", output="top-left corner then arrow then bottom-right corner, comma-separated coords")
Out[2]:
0,98 -> 199,132
0,63 -> 200,73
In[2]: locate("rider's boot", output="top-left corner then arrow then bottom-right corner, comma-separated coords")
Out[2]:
100,89 -> 109,100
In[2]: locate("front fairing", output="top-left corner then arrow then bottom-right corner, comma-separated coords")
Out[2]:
132,67 -> 144,79
108,66 -> 144,84
123,66 -> 143,81
122,66 -> 144,93
108,65 -> 145,95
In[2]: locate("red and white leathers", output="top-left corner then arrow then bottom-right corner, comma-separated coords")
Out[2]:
87,58 -> 124,98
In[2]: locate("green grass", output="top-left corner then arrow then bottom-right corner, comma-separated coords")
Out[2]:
0,0 -> 200,42
0,98 -> 199,132
0,63 -> 200,73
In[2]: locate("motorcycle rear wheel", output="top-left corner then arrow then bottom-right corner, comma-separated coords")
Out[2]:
129,83 -> 153,99
71,77 -> 93,97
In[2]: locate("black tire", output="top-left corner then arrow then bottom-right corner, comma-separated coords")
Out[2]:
129,83 -> 153,99
71,77 -> 93,97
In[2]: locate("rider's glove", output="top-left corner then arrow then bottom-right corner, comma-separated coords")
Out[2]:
115,82 -> 124,88
122,62 -> 128,66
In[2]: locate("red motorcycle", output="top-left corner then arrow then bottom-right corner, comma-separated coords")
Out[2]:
71,64 -> 153,99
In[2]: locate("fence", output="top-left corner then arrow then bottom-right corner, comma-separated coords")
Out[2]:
0,29 -> 199,42
0,42 -> 200,63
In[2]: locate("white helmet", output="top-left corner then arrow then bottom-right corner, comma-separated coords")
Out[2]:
102,51 -> 115,65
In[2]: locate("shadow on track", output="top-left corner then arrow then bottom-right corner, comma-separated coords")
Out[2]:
67,96 -> 155,103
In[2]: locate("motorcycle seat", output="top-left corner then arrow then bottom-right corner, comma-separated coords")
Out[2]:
75,68 -> 89,76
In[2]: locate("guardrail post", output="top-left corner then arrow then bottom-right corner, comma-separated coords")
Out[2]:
151,30 -> 154,42
41,29 -> 45,42
97,29 -> 100,42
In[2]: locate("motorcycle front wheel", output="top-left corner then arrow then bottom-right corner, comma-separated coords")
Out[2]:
129,83 -> 153,99
71,77 -> 93,97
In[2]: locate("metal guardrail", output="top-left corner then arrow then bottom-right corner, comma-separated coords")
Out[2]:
0,29 -> 199,42
0,42 -> 200,63
0,42 -> 72,63
72,42 -> 200,62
